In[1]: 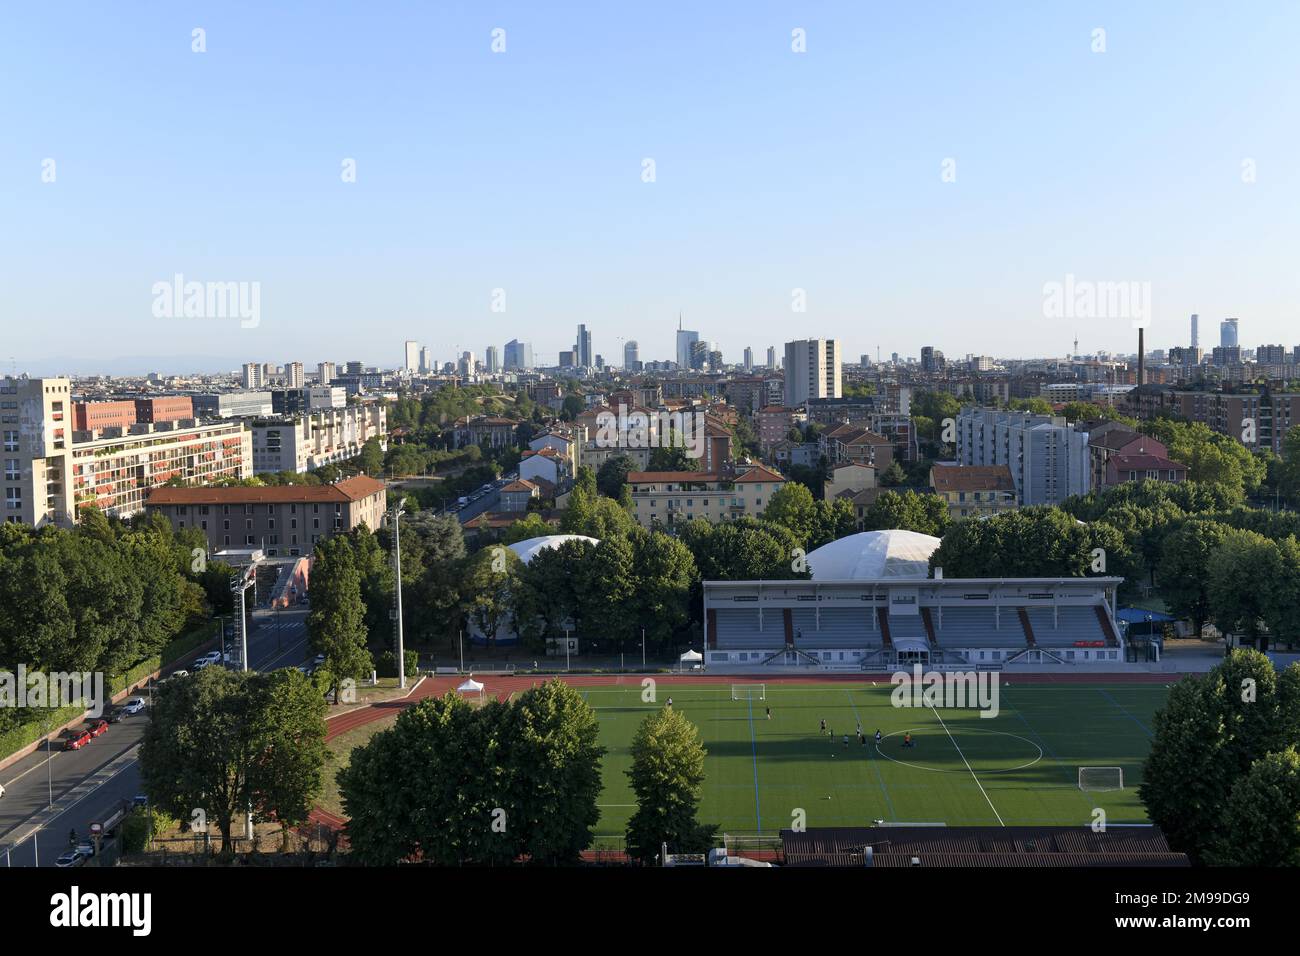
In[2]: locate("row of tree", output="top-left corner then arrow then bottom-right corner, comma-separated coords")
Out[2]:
338,681 -> 716,865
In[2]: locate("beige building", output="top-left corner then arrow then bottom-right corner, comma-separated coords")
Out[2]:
626,464 -> 787,528
930,463 -> 1017,519
144,475 -> 386,556
824,462 -> 876,500
4,375 -> 251,526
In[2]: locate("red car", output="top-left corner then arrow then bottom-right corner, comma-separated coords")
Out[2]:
88,720 -> 108,738
64,730 -> 92,751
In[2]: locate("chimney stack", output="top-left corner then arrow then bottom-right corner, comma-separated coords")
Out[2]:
1137,327 -> 1145,386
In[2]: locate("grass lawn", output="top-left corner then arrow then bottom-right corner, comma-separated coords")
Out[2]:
583,681 -> 1167,848
319,711 -> 402,818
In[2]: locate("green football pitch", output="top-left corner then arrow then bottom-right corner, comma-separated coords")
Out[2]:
581,681 -> 1167,846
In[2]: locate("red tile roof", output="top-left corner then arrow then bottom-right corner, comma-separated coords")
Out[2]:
930,465 -> 1016,493
145,475 -> 385,505
627,471 -> 719,483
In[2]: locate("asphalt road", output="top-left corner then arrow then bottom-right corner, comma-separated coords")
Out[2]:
0,605 -> 314,867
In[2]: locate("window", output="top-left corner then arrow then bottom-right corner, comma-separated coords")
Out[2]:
223,520 -> 230,530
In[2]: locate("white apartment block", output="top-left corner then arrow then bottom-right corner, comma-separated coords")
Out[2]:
784,339 -> 841,406
250,404 -> 387,474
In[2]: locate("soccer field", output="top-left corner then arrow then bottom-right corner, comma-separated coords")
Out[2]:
583,680 -> 1167,847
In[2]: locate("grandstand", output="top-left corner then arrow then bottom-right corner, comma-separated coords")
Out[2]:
702,530 -> 1125,671
704,577 -> 1124,670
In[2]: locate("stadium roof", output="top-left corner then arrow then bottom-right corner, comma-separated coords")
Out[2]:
805,530 -> 941,581
507,534 -> 599,564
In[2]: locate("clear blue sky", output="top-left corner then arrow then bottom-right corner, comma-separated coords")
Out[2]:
3,1 -> 1299,374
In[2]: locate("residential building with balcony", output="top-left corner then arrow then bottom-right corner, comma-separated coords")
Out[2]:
626,464 -> 786,528
929,463 -> 1018,518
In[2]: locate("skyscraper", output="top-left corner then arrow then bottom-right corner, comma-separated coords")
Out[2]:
783,339 -> 841,406
318,361 -> 335,385
485,346 -> 500,373
766,346 -> 776,369
623,340 -> 640,369
503,339 -> 533,371
285,362 -> 304,388
1221,318 -> 1239,348
419,346 -> 431,373
1190,313 -> 1199,348
241,363 -> 262,389
404,340 -> 420,373
743,347 -> 753,371
576,324 -> 593,367
676,323 -> 700,369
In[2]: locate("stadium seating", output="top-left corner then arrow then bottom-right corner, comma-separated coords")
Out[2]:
885,613 -> 930,647
714,609 -> 784,649
932,606 -> 1028,648
1025,606 -> 1110,647
791,608 -> 878,648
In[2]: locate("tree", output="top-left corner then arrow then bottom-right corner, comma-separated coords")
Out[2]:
460,545 -> 524,647
626,528 -> 697,652
139,667 -> 327,855
357,436 -> 385,476
561,486 -> 636,539
1156,520 -> 1233,636
339,684 -> 604,865
762,483 -> 818,547
810,496 -> 857,549
1204,747 -> 1300,867
1207,528 -> 1283,645
306,536 -> 374,701
502,681 -> 606,864
596,455 -> 636,499
861,489 -> 950,537
625,707 -> 718,864
1139,651 -> 1300,862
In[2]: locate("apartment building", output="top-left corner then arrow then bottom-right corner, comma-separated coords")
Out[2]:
784,339 -> 841,405
145,475 -> 386,556
625,464 -> 786,528
3,375 -> 252,526
250,403 -> 387,474
71,396 -> 195,431
929,463 -> 1017,519
956,408 -> 1090,506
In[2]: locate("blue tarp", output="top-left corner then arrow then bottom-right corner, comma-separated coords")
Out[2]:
1115,607 -> 1176,624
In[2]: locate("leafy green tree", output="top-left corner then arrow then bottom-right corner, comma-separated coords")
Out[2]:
861,489 -> 950,537
460,545 -> 524,647
358,436 -> 385,476
626,528 -> 697,652
340,685 -> 604,865
1204,748 -> 1300,866
625,707 -> 718,864
502,681 -> 606,864
1207,528 -> 1283,643
139,667 -> 327,855
561,486 -> 636,539
306,535 -> 374,700
1157,520 -> 1233,635
596,455 -> 637,499
762,482 -> 818,547
810,496 -> 857,549
1140,651 -> 1300,862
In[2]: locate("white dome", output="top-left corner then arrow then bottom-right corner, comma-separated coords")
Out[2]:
507,535 -> 600,564
805,530 -> 940,580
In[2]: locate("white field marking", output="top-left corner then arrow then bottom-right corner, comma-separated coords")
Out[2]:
929,706 -> 1004,827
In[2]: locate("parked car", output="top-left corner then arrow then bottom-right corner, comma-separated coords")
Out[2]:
195,651 -> 223,669
63,730 -> 92,751
88,719 -> 109,738
75,840 -> 96,858
165,669 -> 189,682
55,850 -> 87,868
122,697 -> 147,715
131,795 -> 148,810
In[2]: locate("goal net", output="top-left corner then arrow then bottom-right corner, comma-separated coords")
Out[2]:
731,684 -> 766,701
1078,767 -> 1124,791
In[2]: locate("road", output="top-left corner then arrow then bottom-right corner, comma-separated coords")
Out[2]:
0,605 -> 314,867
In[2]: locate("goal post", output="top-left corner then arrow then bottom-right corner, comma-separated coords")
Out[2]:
731,683 -> 766,701
1078,766 -> 1124,791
